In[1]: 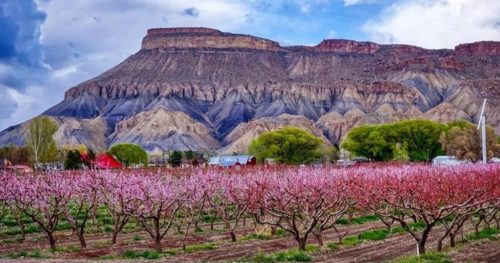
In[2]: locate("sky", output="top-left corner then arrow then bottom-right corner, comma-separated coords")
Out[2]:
0,0 -> 499,130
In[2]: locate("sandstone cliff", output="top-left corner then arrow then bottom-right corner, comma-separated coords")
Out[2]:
1,27 -> 499,152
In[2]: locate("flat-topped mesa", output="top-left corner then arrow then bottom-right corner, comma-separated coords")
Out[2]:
314,39 -> 380,54
379,44 -> 430,55
454,41 -> 500,56
141,27 -> 282,51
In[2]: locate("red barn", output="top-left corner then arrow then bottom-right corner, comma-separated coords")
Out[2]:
94,153 -> 123,169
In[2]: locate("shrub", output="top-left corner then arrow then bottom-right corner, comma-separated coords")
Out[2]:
108,144 -> 148,167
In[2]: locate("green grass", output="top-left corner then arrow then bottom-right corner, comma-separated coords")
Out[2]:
122,250 -> 160,260
184,242 -> 217,253
391,226 -> 405,234
410,221 -> 426,230
390,252 -> 453,263
334,214 -> 380,225
351,214 -> 380,224
54,245 -> 81,253
326,242 -> 338,251
133,234 -> 143,241
253,250 -> 312,262
274,229 -> 289,237
241,232 -> 272,241
4,250 -> 44,259
54,221 -> 72,231
359,229 -> 390,241
102,225 -> 113,232
390,221 -> 426,235
466,227 -> 499,241
341,236 -> 362,247
334,218 -> 350,225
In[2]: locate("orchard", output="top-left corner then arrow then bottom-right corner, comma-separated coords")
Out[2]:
0,164 -> 498,261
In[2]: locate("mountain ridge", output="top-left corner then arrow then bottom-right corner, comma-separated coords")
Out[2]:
1,27 -> 499,152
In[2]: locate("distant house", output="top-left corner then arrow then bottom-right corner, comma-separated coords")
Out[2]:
94,153 -> 123,169
208,155 -> 256,167
180,157 -> 207,169
180,158 -> 193,169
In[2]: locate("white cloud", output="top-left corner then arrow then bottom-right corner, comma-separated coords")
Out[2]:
362,0 -> 500,48
53,65 -> 77,79
343,0 -> 375,6
0,85 -> 46,129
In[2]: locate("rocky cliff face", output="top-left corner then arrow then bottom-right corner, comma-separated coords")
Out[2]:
1,27 -> 499,152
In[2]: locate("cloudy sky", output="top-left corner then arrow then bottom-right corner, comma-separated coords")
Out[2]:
1,0 -> 499,130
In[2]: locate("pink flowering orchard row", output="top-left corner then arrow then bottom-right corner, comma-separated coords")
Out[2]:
0,164 -> 498,255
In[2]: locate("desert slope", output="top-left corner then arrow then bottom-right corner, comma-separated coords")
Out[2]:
1,27 -> 499,152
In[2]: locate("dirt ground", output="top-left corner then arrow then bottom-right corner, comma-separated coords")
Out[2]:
0,219 -> 498,262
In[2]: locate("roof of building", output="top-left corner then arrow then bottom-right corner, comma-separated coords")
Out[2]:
94,153 -> 123,169
208,155 -> 254,167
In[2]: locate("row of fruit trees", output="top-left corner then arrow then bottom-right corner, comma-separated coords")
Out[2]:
0,164 -> 498,256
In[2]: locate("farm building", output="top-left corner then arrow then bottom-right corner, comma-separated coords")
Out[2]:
94,153 -> 123,169
208,155 -> 256,167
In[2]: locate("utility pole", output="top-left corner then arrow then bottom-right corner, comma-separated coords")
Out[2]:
477,99 -> 487,164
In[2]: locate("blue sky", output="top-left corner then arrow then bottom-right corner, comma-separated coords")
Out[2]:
1,0 -> 499,130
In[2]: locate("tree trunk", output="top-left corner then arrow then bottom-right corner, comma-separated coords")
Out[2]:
92,206 -> 99,232
270,225 -> 277,235
154,237 -> 162,253
297,237 -> 307,251
417,240 -> 425,256
417,228 -> 431,255
15,215 -> 26,242
47,232 -> 56,252
436,237 -> 445,252
182,222 -> 191,251
348,212 -> 353,224
449,233 -> 456,248
210,217 -> 215,230
474,221 -> 481,237
77,232 -> 86,248
410,215 -> 418,224
230,231 -> 237,242
315,232 -> 324,247
111,230 -> 119,245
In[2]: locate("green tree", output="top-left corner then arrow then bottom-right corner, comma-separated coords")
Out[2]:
168,151 -> 183,167
25,116 -> 58,166
64,150 -> 83,170
341,125 -> 393,161
440,120 -> 497,161
392,143 -> 409,162
0,145 -> 30,164
342,119 -> 445,162
392,119 -> 445,161
184,150 -> 195,160
108,144 -> 148,167
248,127 -> 324,164
321,145 -> 339,163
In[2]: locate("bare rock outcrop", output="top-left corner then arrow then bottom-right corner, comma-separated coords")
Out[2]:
141,27 -> 282,51
221,114 -> 329,154
1,27 -> 499,152
314,39 -> 380,54
454,41 -> 500,56
110,108 -> 220,151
